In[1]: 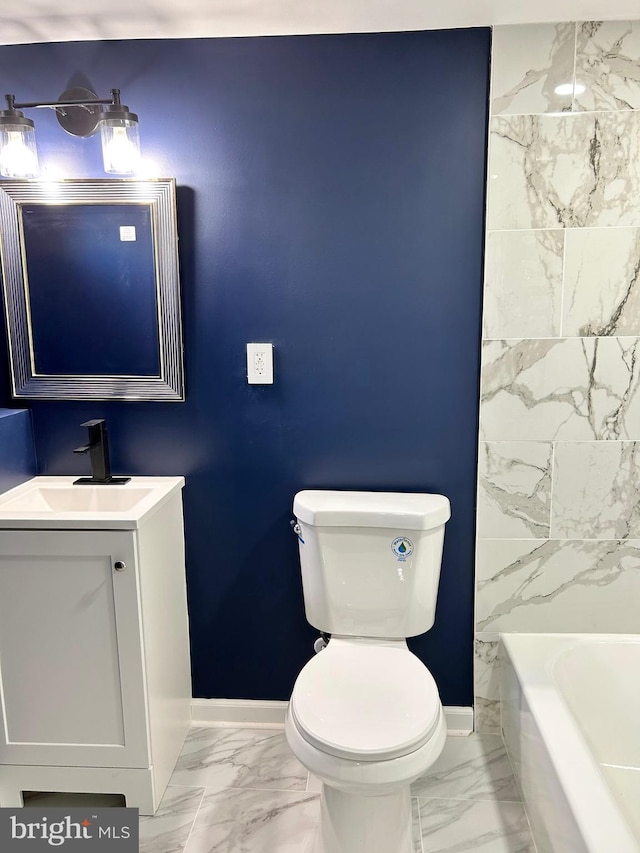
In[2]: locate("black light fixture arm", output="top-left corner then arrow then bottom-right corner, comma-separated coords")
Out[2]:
5,89 -> 121,112
2,88 -> 137,140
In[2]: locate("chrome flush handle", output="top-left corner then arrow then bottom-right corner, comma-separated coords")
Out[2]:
290,519 -> 304,543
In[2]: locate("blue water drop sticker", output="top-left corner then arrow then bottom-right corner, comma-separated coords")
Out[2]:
391,537 -> 414,561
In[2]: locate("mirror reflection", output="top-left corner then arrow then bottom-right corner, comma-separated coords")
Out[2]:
22,203 -> 160,376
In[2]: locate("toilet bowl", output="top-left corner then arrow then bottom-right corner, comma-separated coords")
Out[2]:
286,637 -> 447,853
287,490 -> 451,853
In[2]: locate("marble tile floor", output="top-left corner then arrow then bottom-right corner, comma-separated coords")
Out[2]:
24,727 -> 537,853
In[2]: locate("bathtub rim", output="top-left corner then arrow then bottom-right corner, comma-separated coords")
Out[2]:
500,631 -> 639,853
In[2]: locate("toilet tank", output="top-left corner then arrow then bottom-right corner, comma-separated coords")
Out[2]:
293,490 -> 451,639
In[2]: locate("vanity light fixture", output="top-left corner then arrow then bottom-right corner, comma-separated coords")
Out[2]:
0,87 -> 141,178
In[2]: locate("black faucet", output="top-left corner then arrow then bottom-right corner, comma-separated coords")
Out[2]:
73,420 -> 130,485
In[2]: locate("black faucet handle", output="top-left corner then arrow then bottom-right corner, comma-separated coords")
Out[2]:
76,419 -> 107,451
73,418 -> 130,486
79,419 -> 107,447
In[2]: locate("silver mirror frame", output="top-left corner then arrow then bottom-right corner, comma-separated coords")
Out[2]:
0,178 -> 184,401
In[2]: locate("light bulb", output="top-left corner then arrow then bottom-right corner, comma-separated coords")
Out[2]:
0,130 -> 39,178
101,124 -> 140,175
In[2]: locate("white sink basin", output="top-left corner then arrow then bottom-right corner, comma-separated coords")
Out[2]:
0,487 -> 154,513
0,477 -> 185,529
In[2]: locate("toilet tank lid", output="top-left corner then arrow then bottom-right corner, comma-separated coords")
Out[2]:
293,490 -> 451,530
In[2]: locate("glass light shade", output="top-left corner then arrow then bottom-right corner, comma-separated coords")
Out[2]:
100,120 -> 141,175
0,125 -> 39,178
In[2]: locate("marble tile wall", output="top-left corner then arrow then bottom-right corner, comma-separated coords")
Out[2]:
476,20 -> 640,732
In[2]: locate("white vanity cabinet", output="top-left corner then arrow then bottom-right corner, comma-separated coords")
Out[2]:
0,477 -> 191,815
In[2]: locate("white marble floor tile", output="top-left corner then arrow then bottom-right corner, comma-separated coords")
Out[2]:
412,796 -> 423,853
418,797 -> 536,852
18,729 -> 539,853
306,773 -> 322,793
140,786 -> 204,853
169,726 -> 307,792
411,734 -> 520,802
183,787 -> 319,853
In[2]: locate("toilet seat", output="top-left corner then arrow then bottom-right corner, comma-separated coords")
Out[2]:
290,640 -> 441,762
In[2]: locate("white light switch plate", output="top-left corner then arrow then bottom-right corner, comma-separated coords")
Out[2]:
247,343 -> 274,384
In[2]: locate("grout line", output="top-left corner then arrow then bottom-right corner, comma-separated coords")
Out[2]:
413,795 -> 424,853
491,107 -> 640,118
477,536 -> 640,541
413,794 -> 524,805
485,226 -> 564,233
548,441 -> 556,539
167,778 -> 310,797
478,440 -> 639,445
207,784 -> 315,795
178,787 -> 206,853
472,427 -> 484,716
166,783 -> 207,790
305,773 -> 323,794
486,225 -> 640,233
483,334 -> 640,341
501,730 -> 539,851
305,772 -> 316,793
502,728 -> 523,800
571,21 -> 579,112
558,227 -> 568,337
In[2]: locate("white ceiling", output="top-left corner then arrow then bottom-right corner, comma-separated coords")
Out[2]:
1,0 -> 638,46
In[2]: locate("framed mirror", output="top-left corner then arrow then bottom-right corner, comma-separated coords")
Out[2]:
0,178 -> 184,400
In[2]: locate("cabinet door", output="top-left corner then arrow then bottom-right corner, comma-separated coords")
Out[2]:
0,530 -> 149,768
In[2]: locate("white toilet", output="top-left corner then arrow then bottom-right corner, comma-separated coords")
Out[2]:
286,489 -> 451,853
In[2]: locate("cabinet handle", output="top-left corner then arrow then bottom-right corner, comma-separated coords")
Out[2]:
114,561 -> 127,572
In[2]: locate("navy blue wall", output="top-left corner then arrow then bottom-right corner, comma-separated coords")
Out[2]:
0,30 -> 490,705
0,409 -> 37,493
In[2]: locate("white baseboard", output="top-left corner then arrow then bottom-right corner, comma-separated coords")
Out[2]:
191,699 -> 288,728
191,699 -> 474,735
444,706 -> 474,736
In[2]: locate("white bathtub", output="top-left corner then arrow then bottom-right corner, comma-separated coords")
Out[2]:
500,633 -> 640,853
